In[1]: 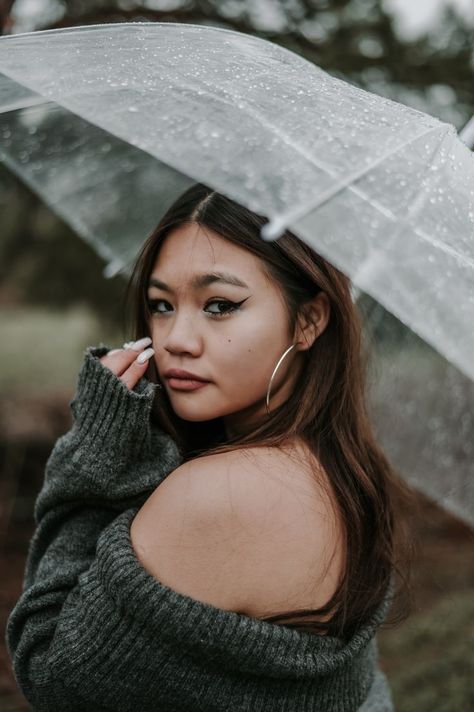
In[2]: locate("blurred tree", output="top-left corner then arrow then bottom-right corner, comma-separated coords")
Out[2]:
0,0 -> 15,35
0,167 -> 127,330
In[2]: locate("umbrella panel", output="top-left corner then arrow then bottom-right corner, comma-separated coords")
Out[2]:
361,298 -> 474,524
0,73 -> 194,274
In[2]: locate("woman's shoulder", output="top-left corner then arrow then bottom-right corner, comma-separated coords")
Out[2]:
161,437 -> 339,534
217,437 -> 336,510
131,438 -> 345,619
165,438 -> 327,506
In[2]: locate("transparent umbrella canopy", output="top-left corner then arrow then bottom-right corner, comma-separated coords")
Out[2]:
0,22 -> 473,523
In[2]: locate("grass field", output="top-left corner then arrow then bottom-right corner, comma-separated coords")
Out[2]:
379,589 -> 474,711
0,305 -> 123,395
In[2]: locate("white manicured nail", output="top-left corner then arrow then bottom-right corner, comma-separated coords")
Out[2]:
136,347 -> 155,364
129,336 -> 152,351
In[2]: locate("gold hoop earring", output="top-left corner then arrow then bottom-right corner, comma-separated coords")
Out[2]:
266,343 -> 298,417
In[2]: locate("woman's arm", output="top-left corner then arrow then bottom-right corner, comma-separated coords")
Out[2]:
5,344 -> 183,709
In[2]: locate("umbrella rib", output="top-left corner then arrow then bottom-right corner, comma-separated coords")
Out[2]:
262,123 -> 474,268
385,129 -> 474,270
261,124 -> 446,234
351,128 -> 474,294
412,227 -> 474,269
0,95 -> 50,114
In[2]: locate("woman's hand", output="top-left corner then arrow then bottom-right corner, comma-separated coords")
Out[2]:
99,337 -> 155,391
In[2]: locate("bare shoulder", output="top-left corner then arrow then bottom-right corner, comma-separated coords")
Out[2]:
130,442 -> 344,617
148,440 -> 336,530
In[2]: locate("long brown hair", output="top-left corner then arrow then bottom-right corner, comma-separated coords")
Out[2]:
124,183 -> 415,640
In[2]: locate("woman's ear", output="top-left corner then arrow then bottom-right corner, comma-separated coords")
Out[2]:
294,292 -> 330,351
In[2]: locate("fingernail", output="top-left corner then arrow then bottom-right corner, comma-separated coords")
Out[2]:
136,347 -> 155,364
129,336 -> 152,351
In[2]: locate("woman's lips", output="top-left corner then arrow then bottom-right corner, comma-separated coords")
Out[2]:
166,377 -> 209,391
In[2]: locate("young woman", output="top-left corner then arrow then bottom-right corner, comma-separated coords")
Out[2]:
7,183 -> 413,711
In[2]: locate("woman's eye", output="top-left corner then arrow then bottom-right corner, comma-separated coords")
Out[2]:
205,299 -> 241,317
146,299 -> 169,315
146,298 -> 244,318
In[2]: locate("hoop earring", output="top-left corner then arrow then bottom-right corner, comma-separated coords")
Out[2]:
266,343 -> 298,417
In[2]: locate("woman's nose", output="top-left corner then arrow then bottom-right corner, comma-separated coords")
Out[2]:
161,311 -> 202,355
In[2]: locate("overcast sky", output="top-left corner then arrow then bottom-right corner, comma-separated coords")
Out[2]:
385,0 -> 474,38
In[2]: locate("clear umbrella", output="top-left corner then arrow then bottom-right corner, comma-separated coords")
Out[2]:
0,22 -> 472,523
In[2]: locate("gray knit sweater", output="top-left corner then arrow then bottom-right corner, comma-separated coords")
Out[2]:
6,345 -> 395,712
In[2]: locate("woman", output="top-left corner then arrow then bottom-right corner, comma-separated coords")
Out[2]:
6,183 -> 413,711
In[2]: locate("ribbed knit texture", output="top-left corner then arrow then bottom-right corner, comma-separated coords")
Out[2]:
6,344 -> 395,712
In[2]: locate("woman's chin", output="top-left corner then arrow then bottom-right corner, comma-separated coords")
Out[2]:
169,400 -> 224,422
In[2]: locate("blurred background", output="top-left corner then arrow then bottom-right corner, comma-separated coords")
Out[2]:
1,1 -> 473,710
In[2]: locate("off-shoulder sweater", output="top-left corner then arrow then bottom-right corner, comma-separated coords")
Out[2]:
6,344 -> 395,712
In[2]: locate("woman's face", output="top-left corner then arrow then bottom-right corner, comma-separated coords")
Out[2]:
147,222 -> 315,438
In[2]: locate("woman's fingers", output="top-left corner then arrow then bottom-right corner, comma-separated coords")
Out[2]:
119,347 -> 155,391
122,337 -> 152,352
99,338 -> 155,391
100,337 -> 152,375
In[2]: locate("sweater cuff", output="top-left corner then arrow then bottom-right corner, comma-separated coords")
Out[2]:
68,344 -> 162,464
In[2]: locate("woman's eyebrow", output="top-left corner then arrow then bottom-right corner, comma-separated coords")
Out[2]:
148,271 -> 249,292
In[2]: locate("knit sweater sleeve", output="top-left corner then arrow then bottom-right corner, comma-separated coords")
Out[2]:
5,344 -> 183,710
